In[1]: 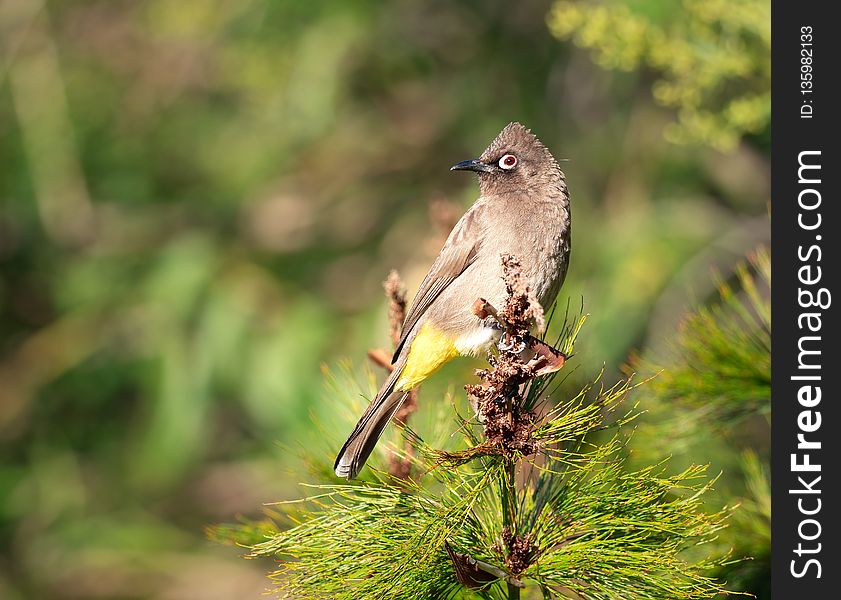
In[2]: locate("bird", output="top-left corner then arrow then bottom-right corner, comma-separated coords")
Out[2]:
334,122 -> 571,479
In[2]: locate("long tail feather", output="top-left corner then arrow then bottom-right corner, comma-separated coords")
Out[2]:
334,361 -> 408,479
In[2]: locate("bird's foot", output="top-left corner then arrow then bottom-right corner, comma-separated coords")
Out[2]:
497,335 -> 526,354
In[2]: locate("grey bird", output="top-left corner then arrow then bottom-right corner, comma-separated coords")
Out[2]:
334,122 -> 571,479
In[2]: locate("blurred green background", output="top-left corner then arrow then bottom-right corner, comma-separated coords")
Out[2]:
1,0 -> 769,598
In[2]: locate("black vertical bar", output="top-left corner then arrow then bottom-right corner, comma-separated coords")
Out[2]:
771,1 -> 839,596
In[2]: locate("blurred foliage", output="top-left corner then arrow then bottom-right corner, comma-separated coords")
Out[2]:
718,451 -> 770,598
1,0 -> 768,598
639,246 -> 770,429
630,245 -> 770,596
548,0 -> 771,150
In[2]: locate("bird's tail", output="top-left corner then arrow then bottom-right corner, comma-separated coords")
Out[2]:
334,361 -> 409,479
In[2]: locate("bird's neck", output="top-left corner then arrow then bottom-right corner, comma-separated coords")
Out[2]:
480,181 -> 569,209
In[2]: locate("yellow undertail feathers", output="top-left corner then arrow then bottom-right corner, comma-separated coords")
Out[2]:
395,322 -> 460,392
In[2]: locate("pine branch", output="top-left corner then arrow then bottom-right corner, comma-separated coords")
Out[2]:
213,256 -> 734,599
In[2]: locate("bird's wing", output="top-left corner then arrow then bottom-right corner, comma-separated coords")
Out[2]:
393,201 -> 487,362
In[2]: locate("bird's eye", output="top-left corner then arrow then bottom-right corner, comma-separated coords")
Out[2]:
499,154 -> 518,170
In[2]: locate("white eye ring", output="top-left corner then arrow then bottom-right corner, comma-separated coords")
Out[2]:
499,154 -> 518,170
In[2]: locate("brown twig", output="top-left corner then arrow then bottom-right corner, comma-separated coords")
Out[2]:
366,348 -> 394,372
471,297 -> 500,321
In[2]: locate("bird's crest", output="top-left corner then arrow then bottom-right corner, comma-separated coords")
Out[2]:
480,122 -> 549,162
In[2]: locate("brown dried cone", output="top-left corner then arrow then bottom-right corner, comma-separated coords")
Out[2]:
384,270 -> 407,348
496,526 -> 538,577
437,257 -> 567,466
498,253 -> 546,340
465,353 -> 539,459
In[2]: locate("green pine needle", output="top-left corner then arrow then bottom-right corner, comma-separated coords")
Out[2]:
214,306 -> 735,599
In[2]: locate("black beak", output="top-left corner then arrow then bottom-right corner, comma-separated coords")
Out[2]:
450,158 -> 494,173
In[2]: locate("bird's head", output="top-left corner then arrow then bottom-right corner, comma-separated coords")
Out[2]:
450,122 -> 564,196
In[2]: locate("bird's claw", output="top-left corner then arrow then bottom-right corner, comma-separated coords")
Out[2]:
497,336 -> 526,354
